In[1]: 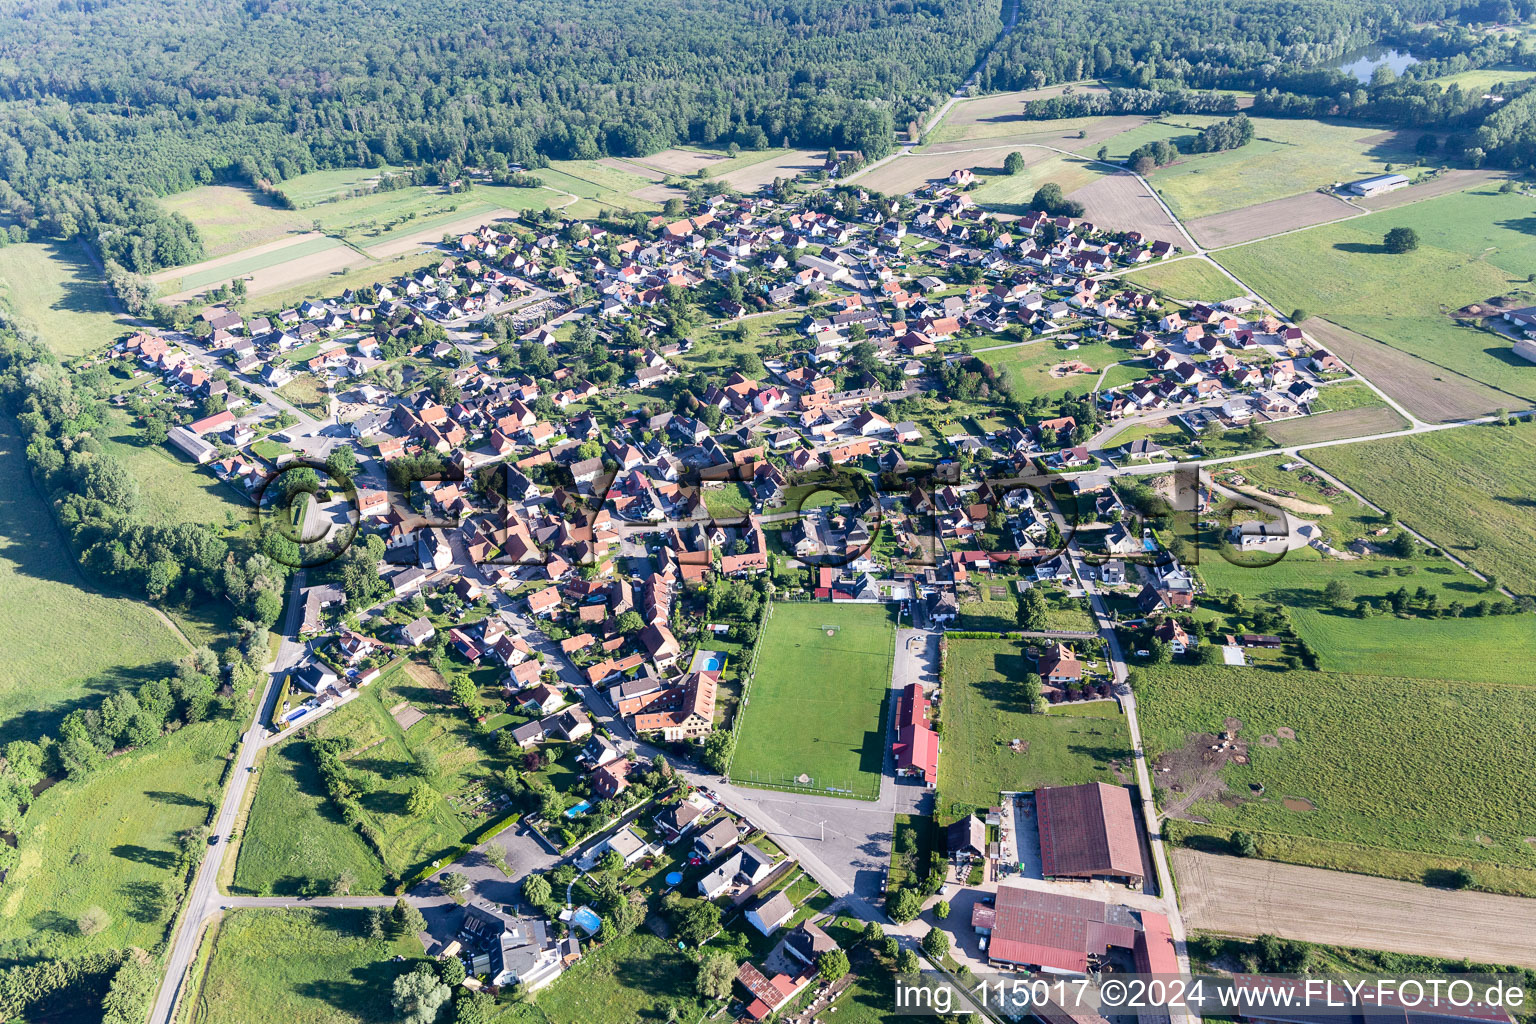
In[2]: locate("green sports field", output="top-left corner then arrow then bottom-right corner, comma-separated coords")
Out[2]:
978,337 -> 1134,401
1213,188 -> 1536,403
730,602 -> 896,800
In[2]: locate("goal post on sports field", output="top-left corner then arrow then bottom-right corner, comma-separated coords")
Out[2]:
819,623 -> 840,636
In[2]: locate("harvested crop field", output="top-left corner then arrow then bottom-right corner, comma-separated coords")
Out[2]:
626,147 -> 723,176
1262,406 -> 1409,446
1302,319 -> 1511,422
1355,168 -> 1511,210
1174,849 -> 1536,968
366,207 -> 528,259
628,183 -> 685,203
858,152 -> 978,196
717,149 -> 824,192
1191,192 -> 1360,249
926,86 -> 1116,143
1067,171 -> 1189,246
924,114 -> 1147,153
598,157 -> 665,181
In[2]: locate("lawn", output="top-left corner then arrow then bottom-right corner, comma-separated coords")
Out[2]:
528,931 -> 711,1024
1212,187 -> 1536,403
0,718 -> 238,955
0,241 -> 132,357
277,373 -> 332,417
977,337 -> 1132,401
730,602 -> 896,800
186,908 -> 423,1024
1137,662 -> 1536,870
957,580 -> 1096,633
231,740 -> 388,895
0,417 -> 189,743
98,406 -> 249,527
1307,421 -> 1536,595
1147,116 -> 1423,220
936,638 -> 1133,824
1120,257 -> 1243,301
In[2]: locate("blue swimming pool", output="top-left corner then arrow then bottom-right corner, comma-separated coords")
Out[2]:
702,656 -> 722,672
563,800 -> 592,819
1142,537 -> 1157,551
571,906 -> 602,935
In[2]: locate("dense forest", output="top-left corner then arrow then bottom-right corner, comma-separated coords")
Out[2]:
2,0 -> 1536,272
0,0 -> 999,270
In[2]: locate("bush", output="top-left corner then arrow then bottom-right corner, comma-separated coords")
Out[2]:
1230,830 -> 1257,857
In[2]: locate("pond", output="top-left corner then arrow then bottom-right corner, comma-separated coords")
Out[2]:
1331,45 -> 1418,84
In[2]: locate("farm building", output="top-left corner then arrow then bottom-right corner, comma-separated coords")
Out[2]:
970,886 -> 1176,976
1345,173 -> 1408,197
1035,782 -> 1144,887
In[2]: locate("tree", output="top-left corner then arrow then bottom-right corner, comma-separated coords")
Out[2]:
439,956 -> 467,986
1147,638 -> 1171,664
934,899 -> 951,920
440,871 -> 469,902
77,906 -> 111,936
888,887 -> 923,923
697,950 -> 736,1000
1015,587 -> 1047,631
406,781 -> 435,817
1383,227 -> 1419,253
1194,645 -> 1223,666
864,921 -> 885,944
921,927 -> 950,960
897,948 -> 922,974
1003,151 -> 1025,175
819,948 -> 851,982
392,963 -> 452,1024
616,610 -> 643,634
677,900 -> 721,945
1447,865 -> 1476,889
1289,309 -> 1308,324
1230,830 -> 1257,857
522,873 -> 552,907
453,990 -> 495,1024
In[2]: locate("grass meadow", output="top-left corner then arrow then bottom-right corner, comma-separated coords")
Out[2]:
99,406 -> 249,528
1213,188 -> 1536,403
0,418 -> 189,742
978,337 -> 1134,402
1146,116 -> 1423,219
1307,421 -> 1536,595
1199,546 -> 1531,683
971,153 -> 1105,214
522,932 -> 711,1024
0,718 -> 238,955
936,639 -> 1132,824
1120,257 -> 1244,301
239,662 -> 512,889
1137,662 -> 1536,870
730,602 -> 896,800
186,908 -> 422,1024
0,241 -> 131,357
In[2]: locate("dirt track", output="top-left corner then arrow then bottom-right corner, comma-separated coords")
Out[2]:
1191,193 -> 1360,249
1174,849 -> 1536,968
1302,319 -> 1511,423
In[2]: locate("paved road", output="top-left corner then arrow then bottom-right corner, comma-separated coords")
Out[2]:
149,572 -> 307,1024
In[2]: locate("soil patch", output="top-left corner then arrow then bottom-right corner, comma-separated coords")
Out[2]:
1282,796 -> 1316,812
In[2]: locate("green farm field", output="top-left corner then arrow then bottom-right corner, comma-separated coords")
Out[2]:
1199,546 -> 1531,684
1147,116 -> 1422,220
0,241 -> 131,357
1425,66 -> 1536,93
1137,663 -> 1536,870
186,908 -> 422,1024
1120,257 -> 1243,302
0,418 -> 189,741
175,235 -> 345,291
972,153 -> 1105,213
730,602 -> 895,800
0,718 -> 237,954
936,638 -> 1133,823
1307,422 -> 1536,595
1213,188 -> 1536,403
